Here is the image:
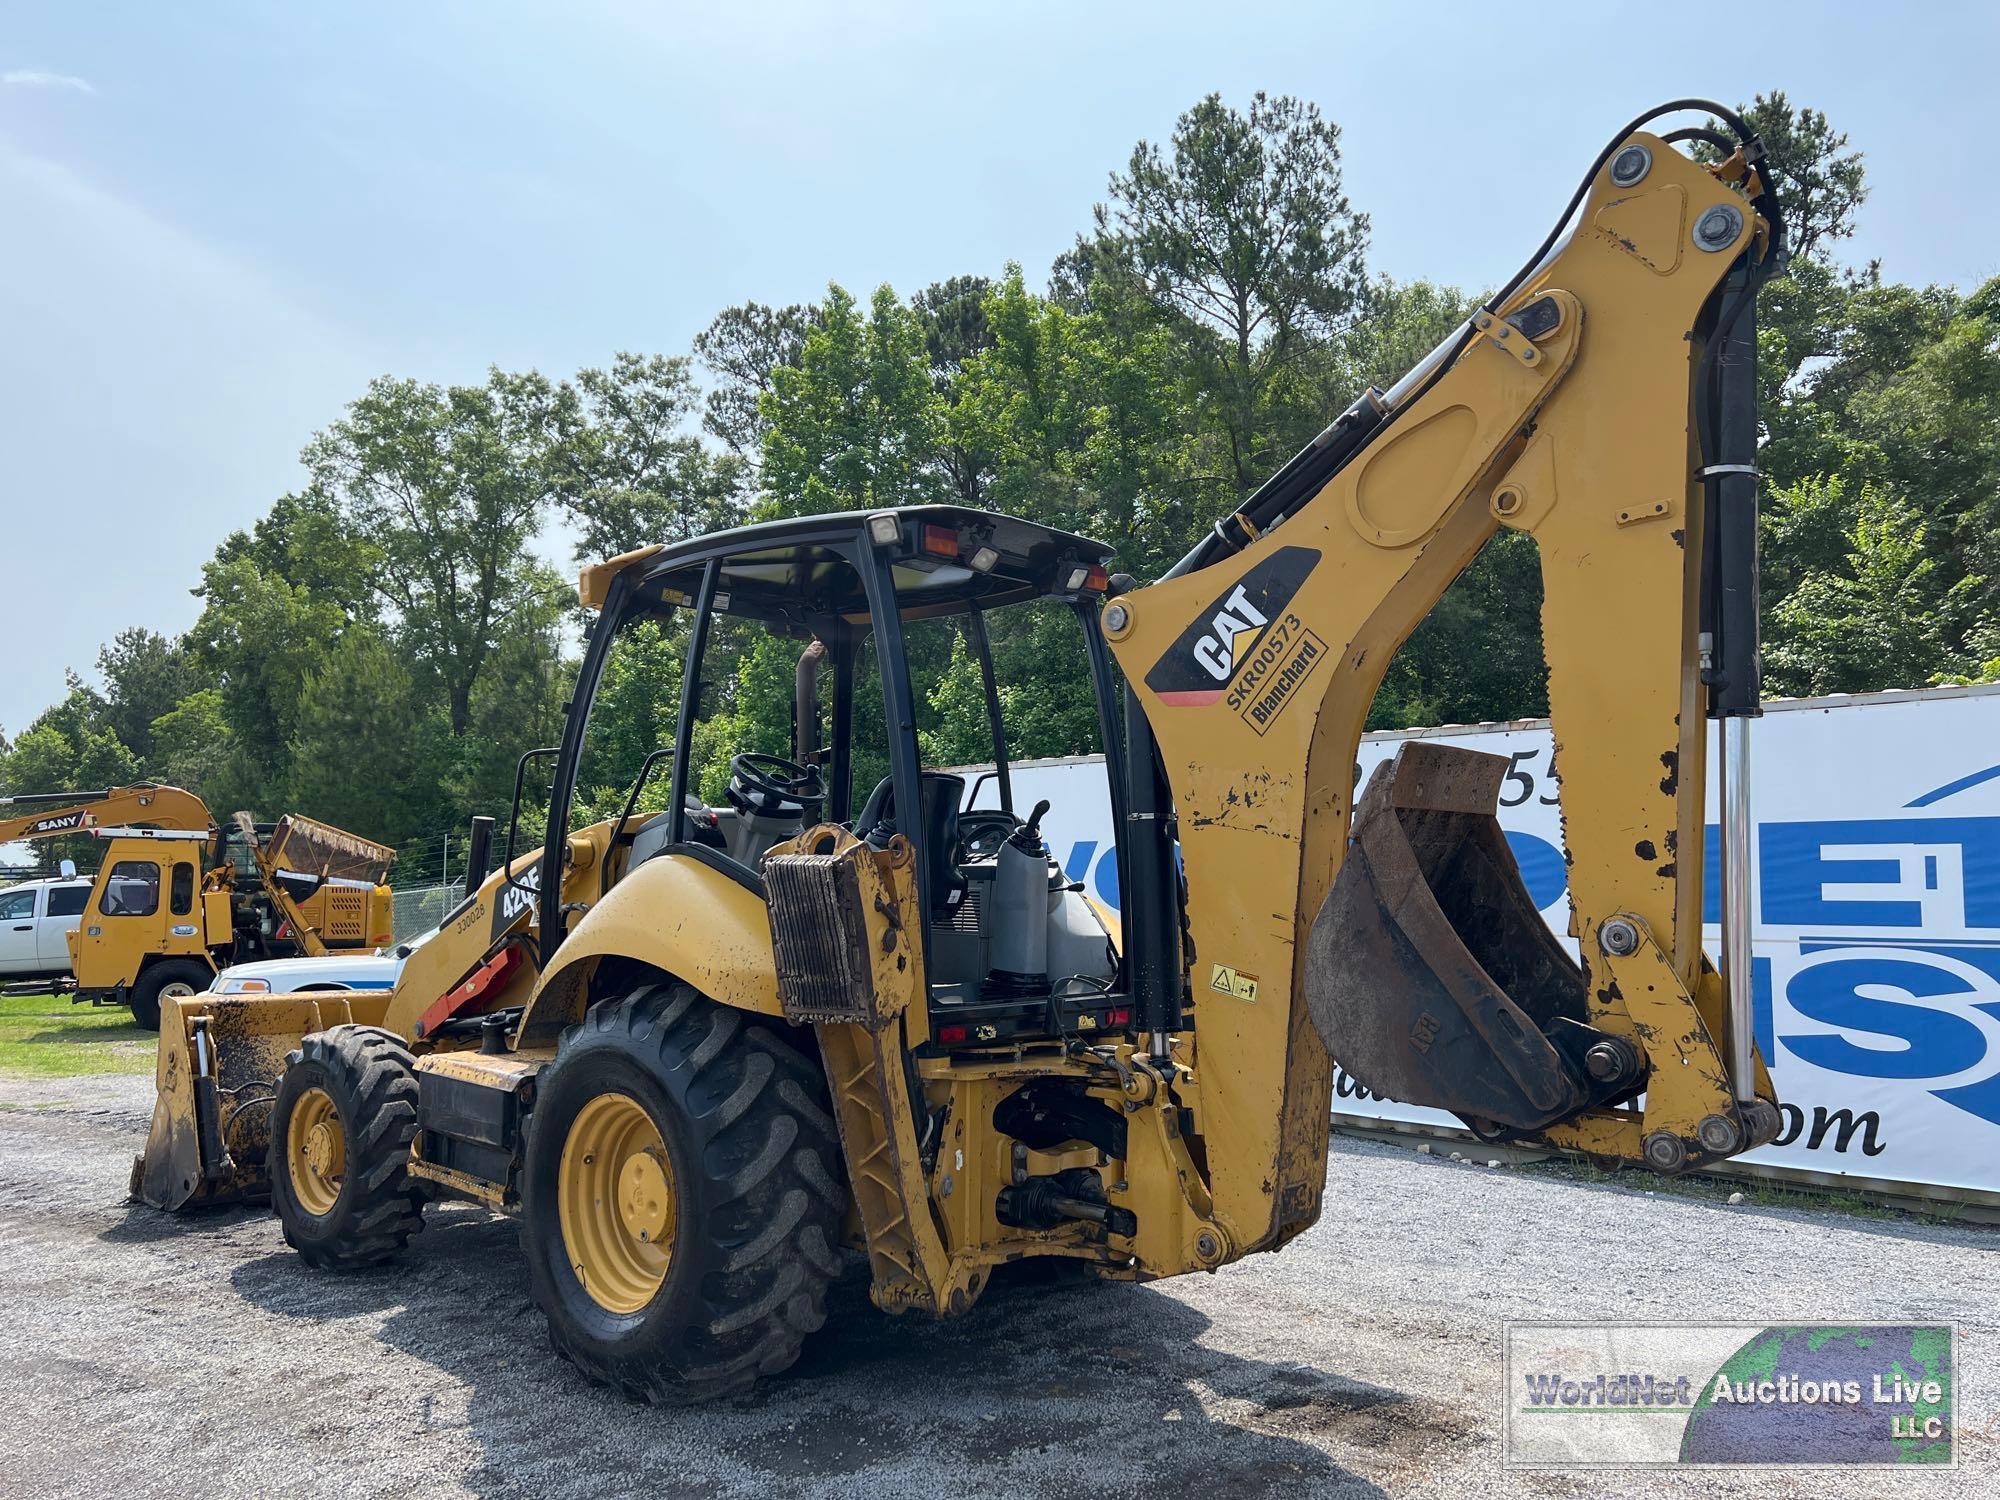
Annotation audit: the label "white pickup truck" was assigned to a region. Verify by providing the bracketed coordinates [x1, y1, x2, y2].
[0, 875, 94, 982]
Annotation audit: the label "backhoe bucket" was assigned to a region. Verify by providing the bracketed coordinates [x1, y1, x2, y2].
[1304, 742, 1594, 1131]
[131, 991, 390, 1211]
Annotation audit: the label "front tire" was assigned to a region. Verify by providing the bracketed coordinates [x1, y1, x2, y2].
[520, 982, 846, 1403]
[269, 1026, 426, 1268]
[129, 959, 211, 1030]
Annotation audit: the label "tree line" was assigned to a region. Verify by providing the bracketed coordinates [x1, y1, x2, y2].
[4, 91, 1995, 879]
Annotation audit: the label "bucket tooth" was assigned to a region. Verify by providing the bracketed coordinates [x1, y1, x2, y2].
[1305, 741, 1591, 1131]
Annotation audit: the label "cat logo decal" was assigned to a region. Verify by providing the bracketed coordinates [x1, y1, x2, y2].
[1144, 546, 1320, 708]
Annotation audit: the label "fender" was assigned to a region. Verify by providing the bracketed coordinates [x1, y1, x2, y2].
[522, 852, 784, 1036]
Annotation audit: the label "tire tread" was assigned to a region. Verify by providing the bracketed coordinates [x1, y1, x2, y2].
[275, 1026, 425, 1270]
[532, 982, 846, 1404]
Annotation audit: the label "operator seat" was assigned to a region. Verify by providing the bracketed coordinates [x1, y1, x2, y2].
[856, 771, 966, 918]
[626, 795, 727, 867]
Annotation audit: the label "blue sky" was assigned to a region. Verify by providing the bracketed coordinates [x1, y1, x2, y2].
[4, 1, 1997, 742]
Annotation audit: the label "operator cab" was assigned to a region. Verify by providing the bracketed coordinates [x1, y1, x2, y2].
[554, 505, 1133, 1050]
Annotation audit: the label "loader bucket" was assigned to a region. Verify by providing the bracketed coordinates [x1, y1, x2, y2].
[131, 991, 391, 1211]
[1304, 741, 1593, 1132]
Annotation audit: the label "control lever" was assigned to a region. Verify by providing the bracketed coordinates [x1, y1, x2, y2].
[1013, 799, 1051, 846]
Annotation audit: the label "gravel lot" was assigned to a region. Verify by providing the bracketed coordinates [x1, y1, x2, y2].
[1, 1071, 1992, 1498]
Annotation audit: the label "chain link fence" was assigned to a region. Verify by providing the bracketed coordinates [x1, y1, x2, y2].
[390, 881, 464, 945]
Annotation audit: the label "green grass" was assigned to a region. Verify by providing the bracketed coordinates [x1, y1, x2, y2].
[0, 991, 156, 1079]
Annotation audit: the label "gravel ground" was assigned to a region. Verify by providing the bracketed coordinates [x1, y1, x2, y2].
[0, 1072, 1992, 1499]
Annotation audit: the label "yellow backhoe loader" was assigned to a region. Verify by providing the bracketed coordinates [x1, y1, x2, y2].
[137, 102, 1787, 1401]
[0, 783, 395, 1027]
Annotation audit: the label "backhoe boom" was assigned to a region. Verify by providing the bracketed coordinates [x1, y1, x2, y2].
[1102, 114, 1784, 1255]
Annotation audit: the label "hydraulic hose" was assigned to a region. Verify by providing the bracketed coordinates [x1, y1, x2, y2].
[1168, 99, 1783, 580]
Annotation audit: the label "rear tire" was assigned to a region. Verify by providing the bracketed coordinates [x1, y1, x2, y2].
[270, 1026, 426, 1268]
[520, 982, 846, 1403]
[129, 959, 210, 1031]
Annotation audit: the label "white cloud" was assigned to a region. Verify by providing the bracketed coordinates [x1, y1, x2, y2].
[3, 69, 94, 94]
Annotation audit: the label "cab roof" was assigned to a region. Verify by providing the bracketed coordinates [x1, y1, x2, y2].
[584, 506, 1116, 628]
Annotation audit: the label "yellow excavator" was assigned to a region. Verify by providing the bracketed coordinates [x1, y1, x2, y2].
[0, 783, 395, 1027]
[137, 102, 1785, 1401]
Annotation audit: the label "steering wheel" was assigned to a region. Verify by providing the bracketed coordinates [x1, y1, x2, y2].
[727, 752, 825, 817]
[956, 808, 1021, 861]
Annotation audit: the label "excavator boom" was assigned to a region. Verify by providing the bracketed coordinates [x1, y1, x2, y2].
[0, 783, 213, 844]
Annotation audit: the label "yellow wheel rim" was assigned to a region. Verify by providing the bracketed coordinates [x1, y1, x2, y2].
[558, 1092, 677, 1315]
[286, 1085, 346, 1217]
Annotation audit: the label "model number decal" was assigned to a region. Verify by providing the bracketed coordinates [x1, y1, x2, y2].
[491, 862, 542, 944]
[1224, 612, 1327, 734]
